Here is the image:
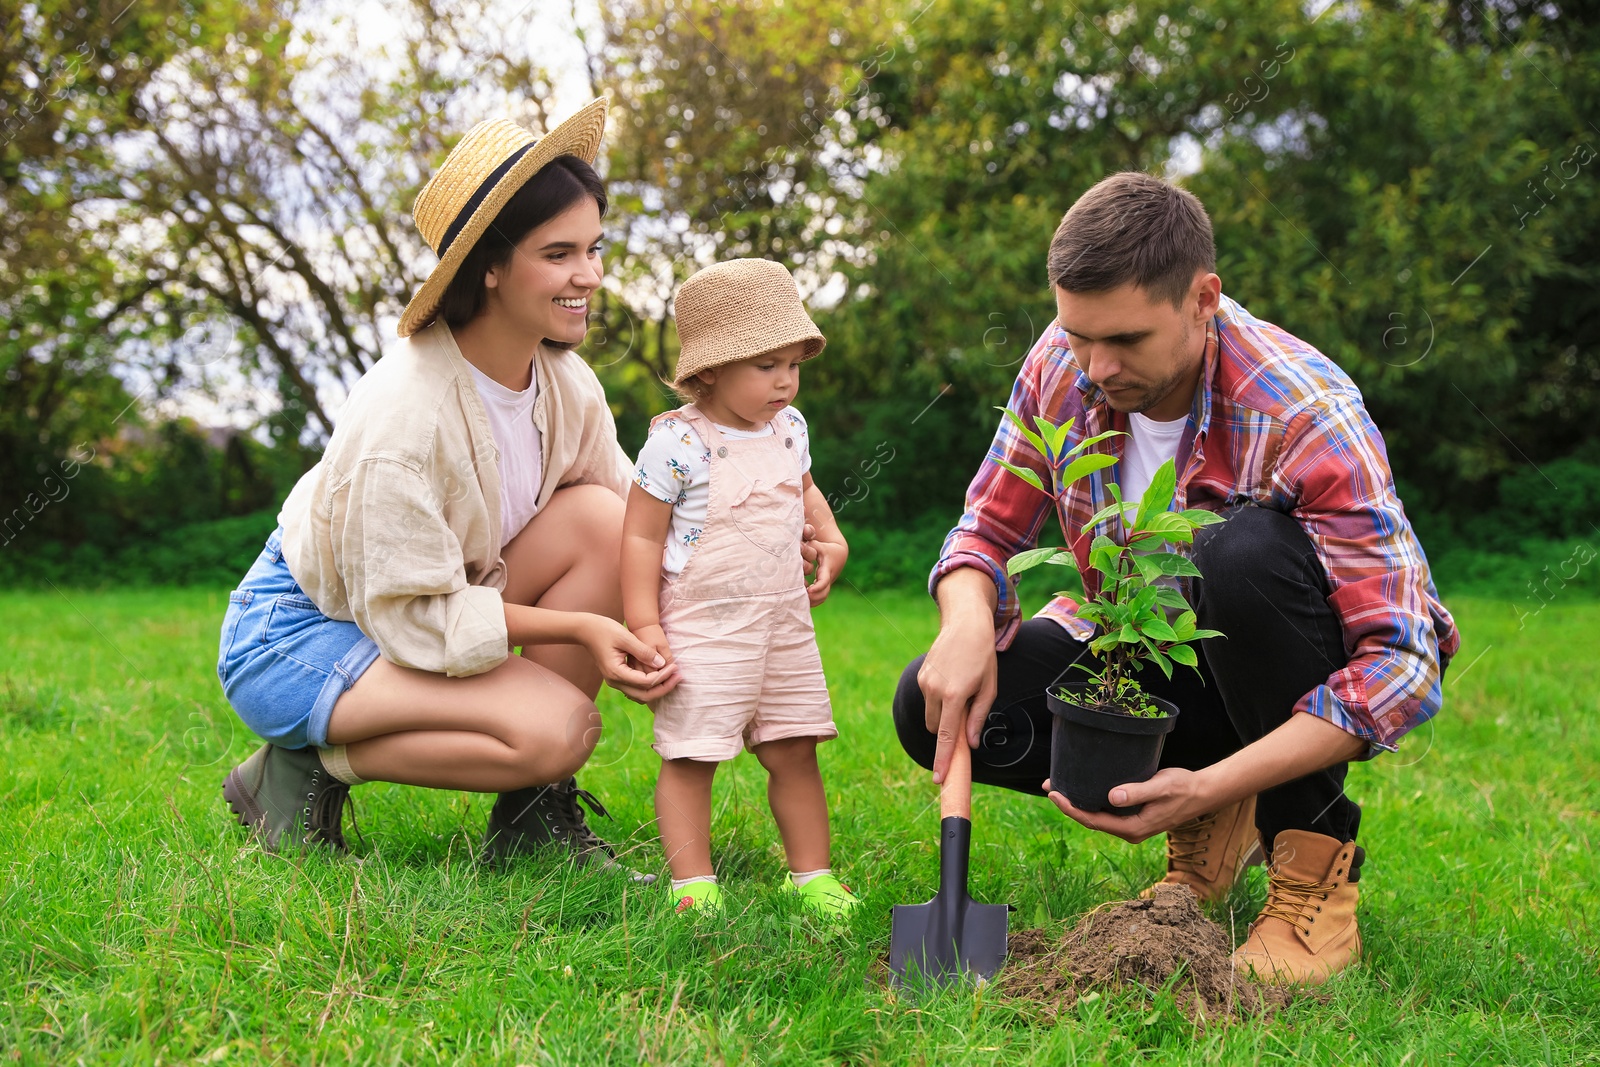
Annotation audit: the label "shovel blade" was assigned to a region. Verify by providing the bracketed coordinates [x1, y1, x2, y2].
[888, 894, 1010, 991]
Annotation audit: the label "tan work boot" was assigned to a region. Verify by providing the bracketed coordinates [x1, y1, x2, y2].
[1143, 795, 1262, 903]
[1232, 829, 1363, 985]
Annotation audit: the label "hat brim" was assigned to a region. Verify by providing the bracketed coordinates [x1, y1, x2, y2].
[398, 99, 609, 338]
[672, 331, 825, 386]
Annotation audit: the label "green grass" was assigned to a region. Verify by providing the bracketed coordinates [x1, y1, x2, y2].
[2, 582, 1597, 1064]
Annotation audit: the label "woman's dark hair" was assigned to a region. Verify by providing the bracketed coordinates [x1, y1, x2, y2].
[437, 154, 608, 347]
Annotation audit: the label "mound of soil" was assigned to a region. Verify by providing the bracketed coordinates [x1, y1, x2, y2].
[1001, 884, 1295, 1022]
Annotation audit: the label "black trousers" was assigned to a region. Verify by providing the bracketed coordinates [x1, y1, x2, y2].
[893, 505, 1361, 852]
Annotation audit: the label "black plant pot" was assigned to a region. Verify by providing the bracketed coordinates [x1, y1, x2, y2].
[1046, 677, 1179, 815]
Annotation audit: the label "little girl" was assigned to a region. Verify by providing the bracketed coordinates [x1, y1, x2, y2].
[620, 258, 857, 918]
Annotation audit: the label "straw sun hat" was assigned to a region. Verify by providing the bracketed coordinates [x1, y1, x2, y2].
[671, 259, 826, 385]
[397, 98, 609, 338]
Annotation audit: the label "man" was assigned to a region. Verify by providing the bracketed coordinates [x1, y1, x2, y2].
[892, 171, 1459, 984]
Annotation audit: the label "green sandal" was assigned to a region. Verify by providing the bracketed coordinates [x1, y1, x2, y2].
[785, 872, 861, 918]
[670, 879, 723, 914]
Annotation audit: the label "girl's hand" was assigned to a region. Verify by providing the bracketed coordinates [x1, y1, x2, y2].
[629, 622, 675, 673]
[800, 522, 820, 580]
[807, 539, 847, 606]
[576, 614, 680, 704]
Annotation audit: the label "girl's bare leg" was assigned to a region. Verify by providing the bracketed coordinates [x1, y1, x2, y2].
[655, 757, 719, 880]
[753, 737, 831, 872]
[323, 484, 624, 790]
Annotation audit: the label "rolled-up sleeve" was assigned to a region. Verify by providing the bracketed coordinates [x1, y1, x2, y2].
[330, 457, 509, 677]
[1280, 396, 1446, 755]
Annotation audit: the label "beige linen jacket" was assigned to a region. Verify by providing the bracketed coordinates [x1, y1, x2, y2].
[277, 321, 632, 677]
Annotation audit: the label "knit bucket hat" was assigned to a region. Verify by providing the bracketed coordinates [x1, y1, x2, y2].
[398, 98, 609, 338]
[671, 259, 826, 385]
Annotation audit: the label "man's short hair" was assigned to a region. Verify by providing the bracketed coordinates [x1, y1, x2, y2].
[1046, 171, 1216, 308]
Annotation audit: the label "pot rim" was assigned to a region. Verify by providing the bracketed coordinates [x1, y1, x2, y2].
[1046, 679, 1179, 735]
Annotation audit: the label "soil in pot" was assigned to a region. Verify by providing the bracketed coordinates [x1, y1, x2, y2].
[1047, 684, 1178, 814]
[1000, 884, 1297, 1022]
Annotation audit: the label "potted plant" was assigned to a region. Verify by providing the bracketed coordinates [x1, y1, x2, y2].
[995, 410, 1224, 814]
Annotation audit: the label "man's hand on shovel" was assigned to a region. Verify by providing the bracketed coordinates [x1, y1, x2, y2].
[915, 583, 999, 784]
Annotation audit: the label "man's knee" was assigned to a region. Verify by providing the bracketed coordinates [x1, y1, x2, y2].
[1193, 504, 1315, 586]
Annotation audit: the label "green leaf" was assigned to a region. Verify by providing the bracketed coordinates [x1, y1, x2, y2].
[1118, 623, 1139, 644]
[1132, 554, 1164, 584]
[1153, 586, 1191, 610]
[1064, 428, 1127, 459]
[1089, 634, 1119, 654]
[1143, 551, 1202, 578]
[1083, 499, 1129, 533]
[1168, 644, 1199, 668]
[1173, 610, 1197, 639]
[1149, 649, 1174, 679]
[1133, 458, 1178, 530]
[1190, 628, 1225, 640]
[1180, 508, 1226, 527]
[1058, 452, 1118, 488]
[1143, 617, 1180, 642]
[995, 458, 1046, 495]
[1129, 525, 1195, 546]
[1142, 511, 1194, 533]
[1001, 407, 1049, 458]
[1007, 546, 1066, 576]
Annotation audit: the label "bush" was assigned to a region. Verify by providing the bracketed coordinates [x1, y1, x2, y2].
[0, 509, 278, 589]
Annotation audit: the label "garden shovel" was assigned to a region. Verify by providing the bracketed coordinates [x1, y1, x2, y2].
[888, 735, 1009, 992]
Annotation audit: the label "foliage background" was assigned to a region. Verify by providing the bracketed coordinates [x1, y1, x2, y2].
[3, 0, 1598, 599]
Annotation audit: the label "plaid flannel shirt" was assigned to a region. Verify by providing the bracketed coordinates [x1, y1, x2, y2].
[930, 294, 1461, 753]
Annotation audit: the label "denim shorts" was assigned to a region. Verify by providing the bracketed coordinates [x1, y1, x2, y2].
[217, 527, 381, 749]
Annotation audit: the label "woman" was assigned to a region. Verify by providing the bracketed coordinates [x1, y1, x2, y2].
[215, 100, 678, 877]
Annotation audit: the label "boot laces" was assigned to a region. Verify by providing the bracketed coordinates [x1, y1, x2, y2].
[1259, 873, 1332, 933]
[553, 781, 614, 857]
[1167, 811, 1219, 871]
[304, 770, 350, 847]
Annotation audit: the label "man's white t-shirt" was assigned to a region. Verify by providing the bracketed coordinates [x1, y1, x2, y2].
[632, 406, 812, 575]
[466, 360, 543, 549]
[1119, 410, 1188, 509]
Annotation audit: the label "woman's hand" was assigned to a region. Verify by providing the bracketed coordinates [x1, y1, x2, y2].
[575, 614, 680, 704]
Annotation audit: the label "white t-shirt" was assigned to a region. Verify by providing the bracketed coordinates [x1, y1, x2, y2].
[632, 406, 812, 575]
[467, 360, 543, 548]
[1120, 410, 1187, 513]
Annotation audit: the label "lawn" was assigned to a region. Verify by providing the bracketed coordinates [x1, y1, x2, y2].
[2, 581, 1597, 1064]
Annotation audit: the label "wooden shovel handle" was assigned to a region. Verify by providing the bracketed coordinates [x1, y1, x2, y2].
[941, 732, 973, 821]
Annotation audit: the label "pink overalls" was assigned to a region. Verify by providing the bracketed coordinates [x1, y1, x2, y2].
[649, 404, 836, 762]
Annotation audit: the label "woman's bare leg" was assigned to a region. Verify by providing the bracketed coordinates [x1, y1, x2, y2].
[501, 483, 626, 700]
[327, 656, 598, 791]
[322, 484, 625, 791]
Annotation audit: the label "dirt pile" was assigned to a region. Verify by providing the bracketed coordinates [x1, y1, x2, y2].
[1001, 884, 1294, 1021]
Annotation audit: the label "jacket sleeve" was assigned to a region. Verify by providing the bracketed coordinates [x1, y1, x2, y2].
[1279, 393, 1447, 754]
[328, 457, 510, 677]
